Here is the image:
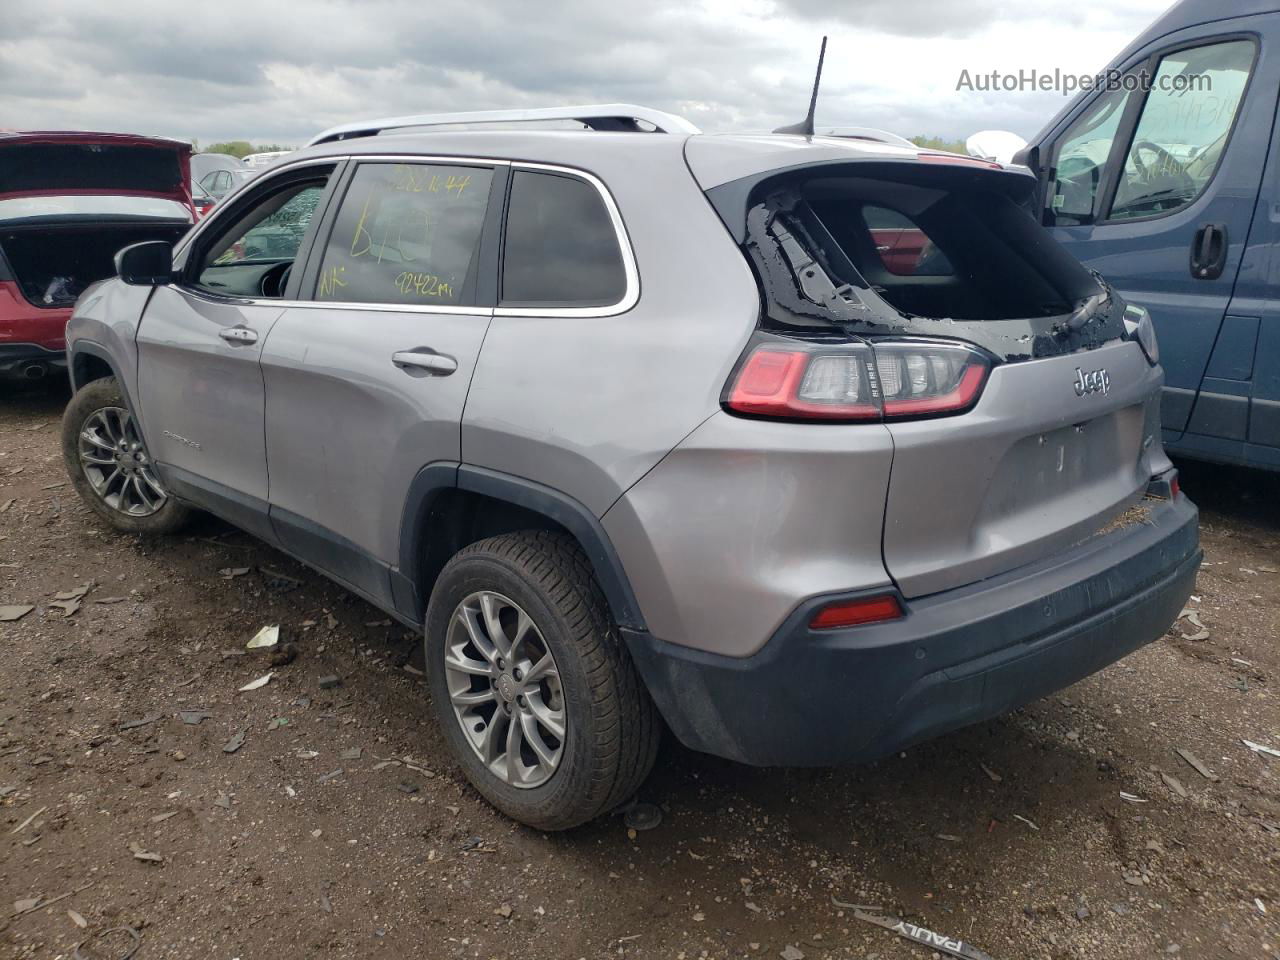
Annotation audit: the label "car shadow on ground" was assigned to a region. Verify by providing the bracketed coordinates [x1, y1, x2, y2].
[1175, 455, 1280, 534]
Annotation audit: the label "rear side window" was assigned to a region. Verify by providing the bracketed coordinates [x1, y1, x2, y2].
[314, 162, 493, 306]
[501, 169, 626, 308]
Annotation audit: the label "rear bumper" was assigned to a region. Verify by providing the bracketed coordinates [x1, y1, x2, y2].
[0, 343, 67, 380]
[624, 494, 1200, 766]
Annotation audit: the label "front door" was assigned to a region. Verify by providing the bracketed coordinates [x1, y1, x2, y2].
[1035, 26, 1273, 444]
[136, 164, 339, 537]
[259, 158, 504, 608]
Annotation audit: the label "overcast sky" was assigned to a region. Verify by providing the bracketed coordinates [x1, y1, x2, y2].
[3, 0, 1175, 148]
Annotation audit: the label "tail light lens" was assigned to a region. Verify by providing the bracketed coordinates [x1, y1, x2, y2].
[725, 337, 991, 422]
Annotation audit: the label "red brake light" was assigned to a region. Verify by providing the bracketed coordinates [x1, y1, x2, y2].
[810, 594, 904, 629]
[727, 346, 879, 420]
[919, 153, 1003, 170]
[1170, 473, 1181, 499]
[725, 339, 990, 423]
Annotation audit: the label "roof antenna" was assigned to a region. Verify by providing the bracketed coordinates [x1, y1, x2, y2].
[773, 36, 827, 136]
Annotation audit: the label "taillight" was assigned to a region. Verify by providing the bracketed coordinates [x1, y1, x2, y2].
[725, 337, 991, 422]
[810, 594, 904, 629]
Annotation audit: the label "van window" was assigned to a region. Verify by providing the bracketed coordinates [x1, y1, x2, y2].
[1109, 39, 1254, 221]
[1050, 85, 1133, 225]
[314, 162, 492, 306]
[501, 170, 626, 308]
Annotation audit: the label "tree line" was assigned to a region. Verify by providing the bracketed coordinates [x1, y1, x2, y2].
[191, 140, 296, 158]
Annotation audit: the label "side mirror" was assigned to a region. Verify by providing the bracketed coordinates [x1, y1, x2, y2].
[115, 241, 175, 286]
[965, 130, 1029, 165]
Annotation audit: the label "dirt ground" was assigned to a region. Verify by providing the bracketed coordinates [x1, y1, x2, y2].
[1, 381, 1277, 960]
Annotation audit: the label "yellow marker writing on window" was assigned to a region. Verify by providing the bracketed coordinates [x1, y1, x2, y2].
[319, 265, 348, 298]
[395, 271, 453, 299]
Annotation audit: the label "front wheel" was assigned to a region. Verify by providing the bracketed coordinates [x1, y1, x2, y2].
[425, 531, 660, 830]
[61, 377, 191, 535]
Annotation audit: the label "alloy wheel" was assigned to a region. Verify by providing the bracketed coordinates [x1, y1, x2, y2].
[443, 591, 566, 789]
[77, 407, 168, 518]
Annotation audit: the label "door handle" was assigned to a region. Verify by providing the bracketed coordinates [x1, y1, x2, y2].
[1190, 222, 1228, 280]
[218, 326, 258, 345]
[392, 350, 458, 375]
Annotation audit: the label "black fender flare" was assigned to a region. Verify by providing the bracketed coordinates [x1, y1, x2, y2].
[67, 341, 156, 451]
[68, 340, 120, 393]
[392, 463, 648, 632]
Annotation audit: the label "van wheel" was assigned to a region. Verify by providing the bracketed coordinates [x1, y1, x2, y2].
[425, 531, 660, 830]
[61, 377, 191, 535]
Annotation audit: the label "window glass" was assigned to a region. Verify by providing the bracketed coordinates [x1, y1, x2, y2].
[1110, 40, 1254, 220]
[501, 170, 625, 307]
[194, 179, 327, 298]
[202, 170, 228, 197]
[314, 163, 492, 306]
[1050, 85, 1132, 225]
[861, 205, 953, 277]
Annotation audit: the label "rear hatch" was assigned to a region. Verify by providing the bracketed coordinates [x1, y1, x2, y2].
[0, 132, 194, 309]
[0, 132, 194, 209]
[693, 137, 1166, 598]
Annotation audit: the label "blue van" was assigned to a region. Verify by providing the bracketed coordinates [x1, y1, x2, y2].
[1015, 0, 1280, 471]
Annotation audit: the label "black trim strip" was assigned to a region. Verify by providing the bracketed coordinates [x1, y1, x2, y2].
[159, 463, 279, 545]
[270, 505, 400, 616]
[456, 466, 646, 630]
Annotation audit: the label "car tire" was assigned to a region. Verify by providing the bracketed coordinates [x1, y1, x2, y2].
[425, 531, 660, 830]
[61, 377, 192, 535]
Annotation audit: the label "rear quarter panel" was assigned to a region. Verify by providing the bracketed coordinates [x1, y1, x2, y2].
[460, 138, 760, 518]
[601, 411, 895, 656]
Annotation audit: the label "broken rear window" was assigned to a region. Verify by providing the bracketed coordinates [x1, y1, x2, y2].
[800, 174, 1099, 321]
[707, 161, 1123, 361]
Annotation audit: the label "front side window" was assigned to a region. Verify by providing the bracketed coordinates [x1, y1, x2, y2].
[192, 175, 329, 298]
[314, 162, 493, 306]
[1109, 39, 1254, 221]
[501, 169, 626, 308]
[1050, 85, 1133, 225]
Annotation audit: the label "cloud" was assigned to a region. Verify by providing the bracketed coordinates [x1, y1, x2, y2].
[0, 0, 1177, 145]
[768, 0, 1170, 38]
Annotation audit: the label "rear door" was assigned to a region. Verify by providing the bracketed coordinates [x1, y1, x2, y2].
[1034, 26, 1275, 443]
[259, 158, 504, 607]
[137, 162, 339, 538]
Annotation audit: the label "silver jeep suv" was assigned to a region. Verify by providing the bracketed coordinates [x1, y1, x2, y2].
[61, 105, 1200, 829]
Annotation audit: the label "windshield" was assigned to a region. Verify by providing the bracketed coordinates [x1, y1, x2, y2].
[0, 195, 191, 223]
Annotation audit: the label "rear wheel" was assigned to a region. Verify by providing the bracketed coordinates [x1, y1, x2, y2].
[61, 377, 191, 535]
[425, 531, 660, 830]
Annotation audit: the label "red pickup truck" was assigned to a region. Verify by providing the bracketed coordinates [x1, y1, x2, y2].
[0, 132, 195, 382]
